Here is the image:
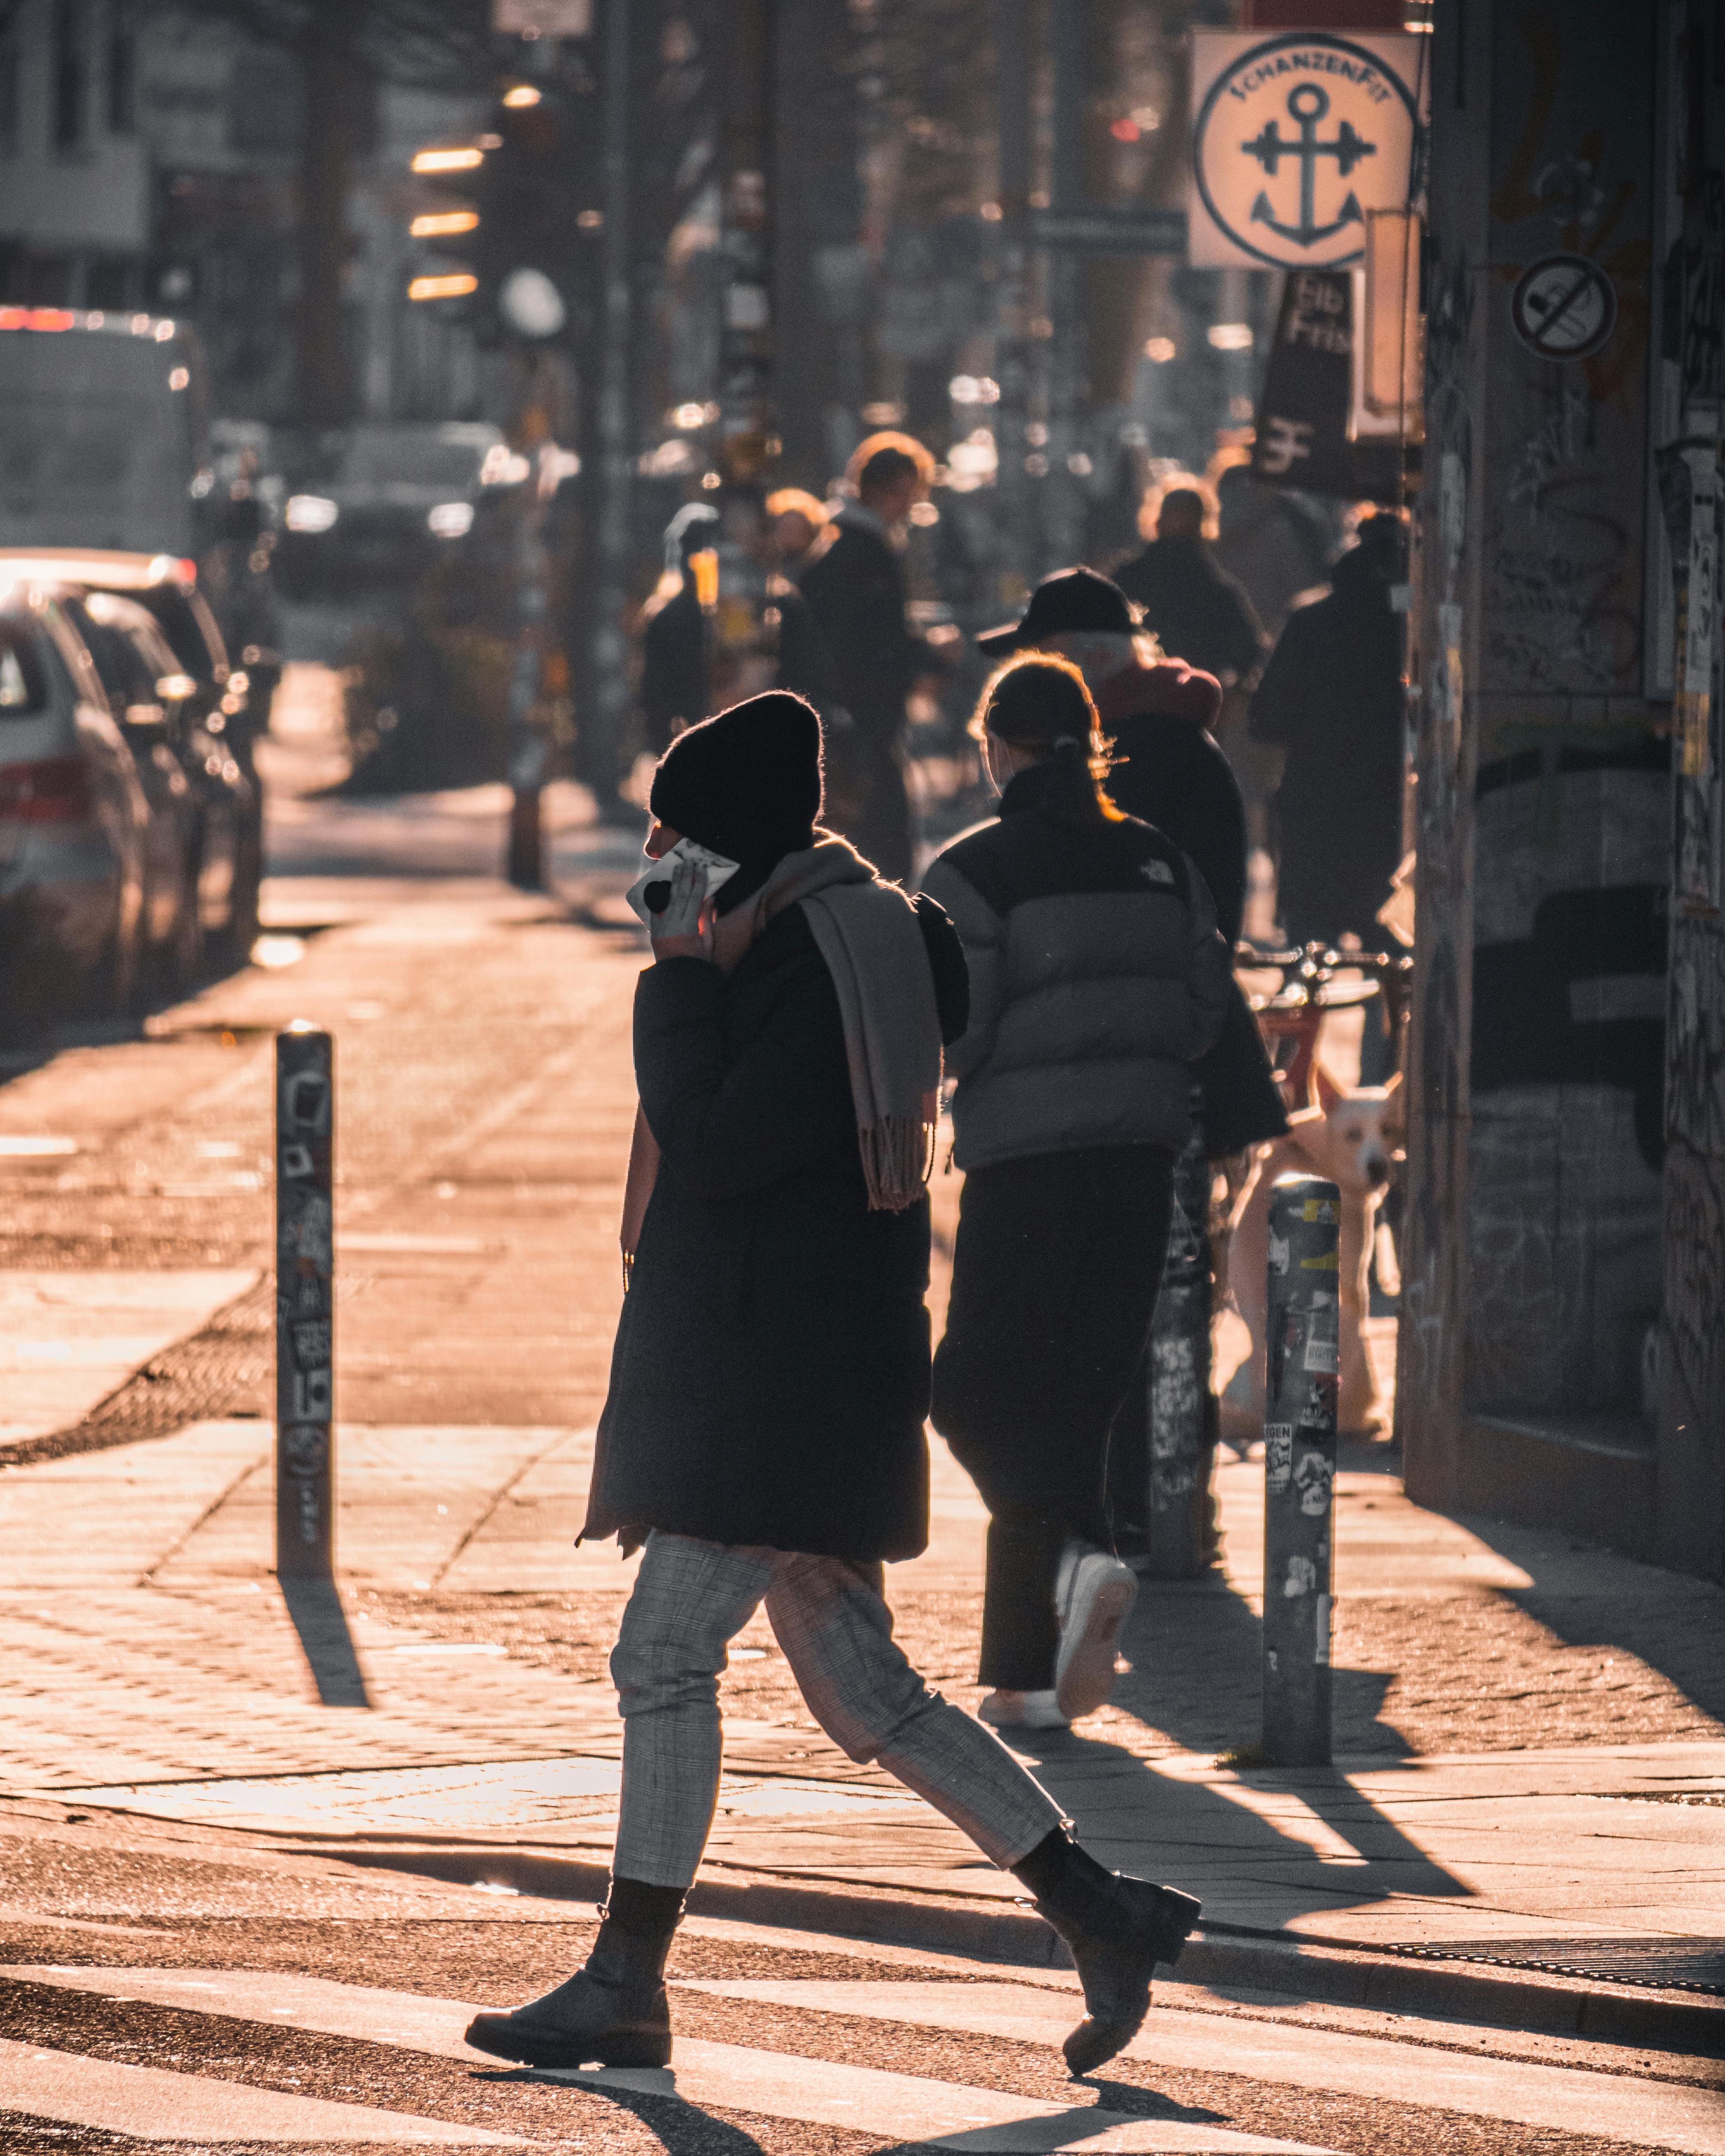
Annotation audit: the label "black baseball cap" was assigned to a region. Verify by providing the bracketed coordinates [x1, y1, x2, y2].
[975, 565, 1138, 655]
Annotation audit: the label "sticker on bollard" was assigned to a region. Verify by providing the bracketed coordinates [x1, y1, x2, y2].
[1262, 1171, 1339, 1767]
[276, 1023, 334, 1576]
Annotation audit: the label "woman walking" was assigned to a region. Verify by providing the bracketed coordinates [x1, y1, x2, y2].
[922, 658, 1231, 1731]
[465, 691, 1200, 2080]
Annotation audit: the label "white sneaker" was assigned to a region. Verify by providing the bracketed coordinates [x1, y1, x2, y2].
[1054, 1545, 1138, 1719]
[979, 1688, 1070, 1730]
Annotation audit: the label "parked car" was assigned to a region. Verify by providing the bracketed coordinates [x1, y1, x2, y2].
[0, 551, 262, 952]
[0, 578, 150, 1029]
[60, 589, 202, 997]
[276, 421, 516, 597]
[71, 589, 258, 975]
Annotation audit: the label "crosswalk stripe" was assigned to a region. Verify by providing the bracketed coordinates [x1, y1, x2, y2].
[3, 1968, 1331, 2154]
[0, 2035, 522, 2145]
[683, 1978, 1725, 2156]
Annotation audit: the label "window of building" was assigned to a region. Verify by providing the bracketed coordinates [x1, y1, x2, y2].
[0, 27, 20, 158]
[107, 5, 136, 135]
[54, 0, 90, 153]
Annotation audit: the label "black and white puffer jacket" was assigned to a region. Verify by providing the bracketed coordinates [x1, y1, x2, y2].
[920, 751, 1232, 1171]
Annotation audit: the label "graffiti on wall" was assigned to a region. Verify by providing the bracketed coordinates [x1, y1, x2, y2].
[1482, 7, 1652, 698]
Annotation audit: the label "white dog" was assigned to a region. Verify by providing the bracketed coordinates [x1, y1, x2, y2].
[1219, 1064, 1402, 1442]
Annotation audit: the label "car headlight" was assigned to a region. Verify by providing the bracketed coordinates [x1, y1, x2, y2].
[285, 495, 339, 533]
[428, 501, 475, 537]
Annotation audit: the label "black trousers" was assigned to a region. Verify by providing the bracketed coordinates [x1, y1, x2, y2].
[931, 1144, 1176, 1689]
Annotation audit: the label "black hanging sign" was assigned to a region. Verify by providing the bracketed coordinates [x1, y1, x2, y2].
[1251, 269, 1406, 503]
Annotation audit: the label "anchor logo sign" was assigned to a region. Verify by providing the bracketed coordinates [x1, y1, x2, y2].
[1242, 85, 1375, 248]
[1191, 30, 1424, 270]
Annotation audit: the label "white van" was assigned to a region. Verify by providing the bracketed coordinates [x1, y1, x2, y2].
[0, 308, 207, 557]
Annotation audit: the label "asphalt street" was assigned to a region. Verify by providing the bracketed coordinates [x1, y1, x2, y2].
[2, 1809, 1722, 2156]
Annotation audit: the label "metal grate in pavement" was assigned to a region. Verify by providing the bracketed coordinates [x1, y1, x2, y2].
[1365, 1935, 1725, 1997]
[1599, 1789, 1725, 1806]
[0, 1275, 273, 1470]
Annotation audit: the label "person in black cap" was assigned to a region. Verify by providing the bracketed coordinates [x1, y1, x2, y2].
[465, 690, 1201, 2082]
[975, 566, 1244, 940]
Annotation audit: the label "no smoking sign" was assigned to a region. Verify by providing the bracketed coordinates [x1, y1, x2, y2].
[1510, 253, 1618, 361]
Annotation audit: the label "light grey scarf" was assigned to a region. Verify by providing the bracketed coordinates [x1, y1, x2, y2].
[621, 834, 941, 1270]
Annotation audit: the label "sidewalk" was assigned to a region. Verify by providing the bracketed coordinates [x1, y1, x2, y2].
[3, 828, 1723, 2053]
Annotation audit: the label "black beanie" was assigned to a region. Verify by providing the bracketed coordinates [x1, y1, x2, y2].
[648, 691, 824, 870]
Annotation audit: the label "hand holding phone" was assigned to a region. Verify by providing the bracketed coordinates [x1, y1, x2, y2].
[626, 837, 740, 946]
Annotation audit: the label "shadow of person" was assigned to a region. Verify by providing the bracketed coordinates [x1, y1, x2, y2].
[983, 1582, 1465, 1940]
[1076, 2075, 1233, 2128]
[472, 2066, 1233, 2150]
[473, 2068, 773, 2154]
[1113, 1579, 1411, 1760]
[278, 1572, 370, 1707]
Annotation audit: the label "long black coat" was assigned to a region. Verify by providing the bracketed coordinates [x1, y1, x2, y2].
[798, 514, 931, 741]
[1113, 537, 1269, 686]
[1248, 561, 1405, 946]
[583, 897, 967, 1561]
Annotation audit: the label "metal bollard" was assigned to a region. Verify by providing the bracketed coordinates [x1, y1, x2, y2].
[1261, 1172, 1340, 1767]
[276, 1023, 334, 1576]
[1142, 1100, 1214, 1576]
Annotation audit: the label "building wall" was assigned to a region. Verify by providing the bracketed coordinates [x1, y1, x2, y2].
[0, 0, 149, 288]
[1, 2, 490, 423]
[1404, 0, 1678, 1526]
[1652, 2, 1725, 1581]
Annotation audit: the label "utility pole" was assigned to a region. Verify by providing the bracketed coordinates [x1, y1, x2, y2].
[506, 355, 555, 889]
[994, 0, 1033, 611]
[584, 0, 633, 821]
[715, 0, 775, 465]
[1044, 0, 1087, 572]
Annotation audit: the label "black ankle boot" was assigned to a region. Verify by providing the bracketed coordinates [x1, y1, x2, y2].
[464, 1877, 684, 2069]
[1011, 1830, 1200, 2076]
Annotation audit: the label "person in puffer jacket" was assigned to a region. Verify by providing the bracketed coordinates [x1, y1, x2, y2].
[921, 655, 1231, 1732]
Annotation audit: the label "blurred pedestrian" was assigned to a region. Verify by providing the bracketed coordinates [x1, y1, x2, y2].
[638, 503, 718, 754]
[799, 431, 946, 883]
[1113, 482, 1268, 692]
[466, 690, 1201, 2079]
[764, 486, 835, 572]
[1248, 514, 1408, 951]
[1212, 462, 1335, 645]
[639, 496, 845, 755]
[922, 657, 1232, 1731]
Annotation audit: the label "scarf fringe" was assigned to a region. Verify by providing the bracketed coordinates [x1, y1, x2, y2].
[860, 1113, 939, 1213]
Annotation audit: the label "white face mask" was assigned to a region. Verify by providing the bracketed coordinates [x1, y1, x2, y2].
[625, 836, 740, 931]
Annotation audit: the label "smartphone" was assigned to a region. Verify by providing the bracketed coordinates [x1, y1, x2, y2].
[625, 836, 741, 927]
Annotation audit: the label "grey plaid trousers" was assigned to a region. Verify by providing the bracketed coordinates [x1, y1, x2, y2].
[609, 1531, 1066, 1889]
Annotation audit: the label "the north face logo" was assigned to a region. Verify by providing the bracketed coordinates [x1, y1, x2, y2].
[1140, 859, 1175, 886]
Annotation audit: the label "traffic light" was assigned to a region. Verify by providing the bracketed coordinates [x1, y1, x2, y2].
[405, 82, 596, 347]
[407, 141, 484, 307]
